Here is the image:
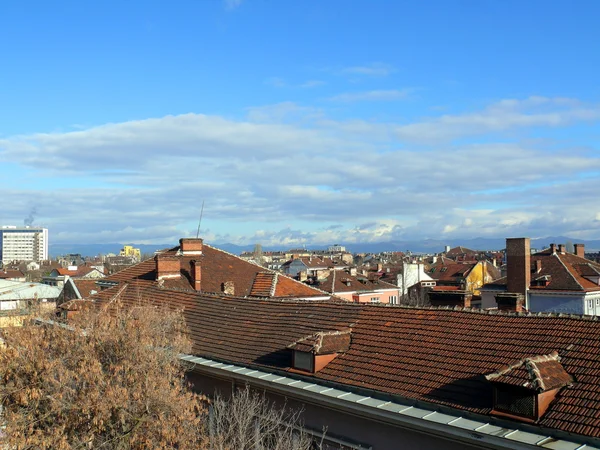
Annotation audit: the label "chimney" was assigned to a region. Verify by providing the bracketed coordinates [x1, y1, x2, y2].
[495, 292, 524, 312]
[349, 267, 357, 276]
[190, 259, 201, 291]
[299, 270, 308, 282]
[550, 243, 557, 254]
[179, 238, 203, 256]
[155, 255, 181, 281]
[574, 243, 585, 258]
[428, 290, 472, 308]
[377, 263, 383, 272]
[506, 238, 530, 298]
[558, 244, 566, 254]
[535, 259, 542, 273]
[222, 281, 234, 296]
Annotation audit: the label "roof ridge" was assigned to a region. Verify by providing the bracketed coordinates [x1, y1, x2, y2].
[555, 252, 585, 291]
[203, 243, 333, 298]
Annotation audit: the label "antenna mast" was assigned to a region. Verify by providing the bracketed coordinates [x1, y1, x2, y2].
[196, 200, 205, 239]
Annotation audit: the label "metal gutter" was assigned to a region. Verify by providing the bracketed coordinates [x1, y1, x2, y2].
[181, 354, 600, 450]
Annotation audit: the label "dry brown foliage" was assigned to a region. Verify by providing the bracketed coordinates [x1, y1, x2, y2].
[208, 385, 317, 450]
[0, 305, 207, 449]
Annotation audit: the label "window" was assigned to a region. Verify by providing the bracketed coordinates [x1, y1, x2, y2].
[370, 297, 380, 303]
[494, 385, 536, 419]
[389, 295, 397, 304]
[293, 351, 314, 372]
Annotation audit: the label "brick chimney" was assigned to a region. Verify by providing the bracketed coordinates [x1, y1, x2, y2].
[550, 243, 557, 254]
[222, 281, 234, 295]
[155, 254, 181, 281]
[506, 238, 530, 298]
[558, 244, 566, 254]
[179, 238, 203, 256]
[535, 259, 542, 273]
[574, 243, 585, 258]
[428, 290, 472, 308]
[495, 292, 524, 312]
[190, 259, 201, 291]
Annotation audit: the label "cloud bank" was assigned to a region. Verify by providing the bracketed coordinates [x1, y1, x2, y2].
[1, 96, 599, 246]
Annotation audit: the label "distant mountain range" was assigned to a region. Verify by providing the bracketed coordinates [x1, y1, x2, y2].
[49, 236, 600, 258]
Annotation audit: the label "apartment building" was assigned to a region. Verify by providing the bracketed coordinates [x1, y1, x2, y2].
[0, 226, 49, 263]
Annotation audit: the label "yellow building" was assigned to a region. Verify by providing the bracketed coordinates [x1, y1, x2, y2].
[119, 245, 141, 261]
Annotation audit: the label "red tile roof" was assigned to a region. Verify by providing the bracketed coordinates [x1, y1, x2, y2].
[527, 252, 600, 292]
[249, 272, 276, 297]
[316, 272, 398, 294]
[104, 243, 327, 299]
[90, 280, 600, 440]
[72, 279, 99, 297]
[445, 246, 477, 257]
[485, 351, 573, 392]
[428, 262, 476, 283]
[0, 270, 25, 279]
[288, 329, 352, 355]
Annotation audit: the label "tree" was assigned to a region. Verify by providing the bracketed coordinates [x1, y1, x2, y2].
[0, 304, 206, 449]
[208, 385, 318, 450]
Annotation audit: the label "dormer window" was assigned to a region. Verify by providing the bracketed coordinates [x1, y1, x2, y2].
[485, 351, 572, 422]
[288, 329, 352, 374]
[293, 350, 314, 372]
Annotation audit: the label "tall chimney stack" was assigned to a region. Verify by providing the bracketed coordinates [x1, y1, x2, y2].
[190, 259, 201, 291]
[558, 244, 566, 254]
[506, 238, 530, 298]
[155, 254, 181, 281]
[574, 243, 585, 258]
[180, 238, 203, 256]
[550, 243, 557, 254]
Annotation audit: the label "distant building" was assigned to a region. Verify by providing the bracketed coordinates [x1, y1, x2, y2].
[481, 239, 600, 314]
[0, 226, 48, 263]
[328, 244, 346, 253]
[119, 245, 141, 261]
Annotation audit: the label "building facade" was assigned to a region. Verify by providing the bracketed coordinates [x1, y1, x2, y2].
[0, 226, 49, 263]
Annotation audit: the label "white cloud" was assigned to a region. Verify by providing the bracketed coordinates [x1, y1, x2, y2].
[264, 77, 286, 88]
[394, 96, 600, 142]
[224, 0, 243, 10]
[341, 63, 395, 77]
[1, 96, 599, 245]
[328, 89, 412, 102]
[300, 80, 325, 88]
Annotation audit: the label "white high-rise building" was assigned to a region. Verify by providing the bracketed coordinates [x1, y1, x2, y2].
[0, 226, 49, 263]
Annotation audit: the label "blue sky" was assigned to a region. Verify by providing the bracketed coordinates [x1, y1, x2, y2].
[1, 0, 600, 246]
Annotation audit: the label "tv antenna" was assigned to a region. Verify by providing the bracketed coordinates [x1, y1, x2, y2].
[196, 200, 205, 239]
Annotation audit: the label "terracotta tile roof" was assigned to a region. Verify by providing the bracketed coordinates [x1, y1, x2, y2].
[428, 262, 476, 283]
[249, 272, 276, 297]
[0, 270, 25, 279]
[55, 266, 98, 278]
[529, 252, 600, 292]
[485, 351, 573, 392]
[105, 243, 327, 299]
[72, 279, 100, 297]
[446, 246, 477, 257]
[316, 272, 398, 294]
[89, 280, 600, 440]
[288, 329, 352, 355]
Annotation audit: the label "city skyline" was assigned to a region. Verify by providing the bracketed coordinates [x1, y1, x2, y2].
[1, 1, 599, 246]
